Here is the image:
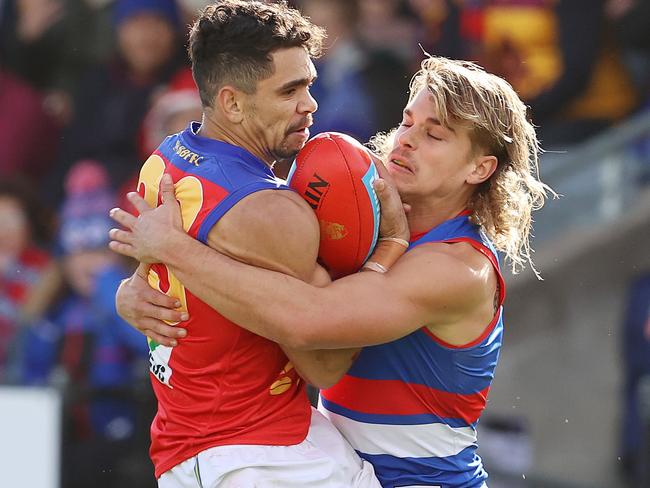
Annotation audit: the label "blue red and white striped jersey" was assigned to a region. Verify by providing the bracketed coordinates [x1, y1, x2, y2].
[320, 212, 506, 488]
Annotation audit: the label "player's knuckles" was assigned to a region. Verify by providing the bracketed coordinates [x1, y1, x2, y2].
[112, 229, 131, 243]
[164, 310, 184, 322]
[158, 325, 178, 339]
[111, 209, 133, 227]
[135, 320, 152, 333]
[151, 326, 176, 343]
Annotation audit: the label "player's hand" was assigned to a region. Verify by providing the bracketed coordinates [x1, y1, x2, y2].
[109, 174, 183, 263]
[372, 159, 410, 243]
[116, 264, 188, 347]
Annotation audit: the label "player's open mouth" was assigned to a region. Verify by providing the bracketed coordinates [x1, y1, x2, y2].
[390, 159, 413, 174]
[290, 127, 310, 138]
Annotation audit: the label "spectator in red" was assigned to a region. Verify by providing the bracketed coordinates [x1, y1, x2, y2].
[0, 69, 60, 183]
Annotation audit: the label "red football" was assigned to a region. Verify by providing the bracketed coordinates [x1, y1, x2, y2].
[287, 132, 380, 278]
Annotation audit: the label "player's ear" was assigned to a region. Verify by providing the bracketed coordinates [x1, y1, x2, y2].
[216, 85, 245, 124]
[467, 155, 498, 185]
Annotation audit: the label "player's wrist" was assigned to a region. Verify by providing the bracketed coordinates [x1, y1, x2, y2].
[362, 238, 409, 273]
[156, 227, 189, 265]
[379, 236, 409, 247]
[378, 224, 410, 247]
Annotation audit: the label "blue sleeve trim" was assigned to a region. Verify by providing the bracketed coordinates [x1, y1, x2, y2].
[197, 181, 293, 243]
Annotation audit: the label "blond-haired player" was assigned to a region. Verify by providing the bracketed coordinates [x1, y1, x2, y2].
[111, 56, 552, 487]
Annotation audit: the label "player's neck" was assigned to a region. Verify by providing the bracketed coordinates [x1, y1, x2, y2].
[197, 113, 274, 167]
[406, 197, 470, 234]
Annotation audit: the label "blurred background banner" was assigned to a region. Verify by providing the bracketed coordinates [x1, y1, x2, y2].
[0, 387, 61, 488]
[0, 0, 649, 487]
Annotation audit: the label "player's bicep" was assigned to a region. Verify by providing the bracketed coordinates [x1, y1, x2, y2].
[305, 246, 484, 347]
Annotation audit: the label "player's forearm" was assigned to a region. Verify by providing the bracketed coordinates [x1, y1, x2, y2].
[282, 347, 360, 389]
[160, 231, 417, 349]
[158, 228, 312, 346]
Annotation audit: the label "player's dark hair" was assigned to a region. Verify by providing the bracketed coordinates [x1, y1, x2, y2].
[188, 0, 326, 106]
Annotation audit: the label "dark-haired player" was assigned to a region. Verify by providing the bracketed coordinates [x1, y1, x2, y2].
[110, 1, 380, 486]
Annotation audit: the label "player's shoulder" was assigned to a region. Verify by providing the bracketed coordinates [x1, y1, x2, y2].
[226, 188, 318, 231]
[208, 189, 320, 278]
[400, 240, 496, 301]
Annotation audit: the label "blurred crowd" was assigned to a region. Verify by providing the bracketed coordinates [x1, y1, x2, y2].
[1, 0, 650, 486]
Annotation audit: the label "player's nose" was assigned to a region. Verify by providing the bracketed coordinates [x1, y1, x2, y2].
[397, 125, 417, 149]
[299, 89, 318, 114]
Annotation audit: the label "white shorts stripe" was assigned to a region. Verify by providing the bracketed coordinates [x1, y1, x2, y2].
[324, 409, 477, 459]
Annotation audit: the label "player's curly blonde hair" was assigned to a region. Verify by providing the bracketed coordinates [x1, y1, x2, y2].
[371, 56, 554, 276]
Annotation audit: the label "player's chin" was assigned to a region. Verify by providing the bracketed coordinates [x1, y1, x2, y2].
[387, 163, 414, 180]
[277, 134, 309, 159]
[389, 174, 411, 196]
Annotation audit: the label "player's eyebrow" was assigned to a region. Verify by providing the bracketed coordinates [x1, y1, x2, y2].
[277, 75, 318, 93]
[404, 108, 456, 133]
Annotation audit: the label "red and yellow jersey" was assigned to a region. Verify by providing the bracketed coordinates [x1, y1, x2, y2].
[139, 122, 310, 477]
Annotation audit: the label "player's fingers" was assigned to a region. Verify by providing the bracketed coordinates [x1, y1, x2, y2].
[374, 176, 409, 239]
[135, 262, 151, 281]
[160, 173, 179, 207]
[146, 331, 177, 348]
[140, 318, 186, 342]
[403, 203, 412, 214]
[109, 207, 138, 229]
[373, 178, 386, 193]
[108, 228, 134, 245]
[108, 240, 138, 259]
[143, 301, 189, 326]
[126, 191, 153, 214]
[372, 157, 396, 185]
[146, 331, 178, 348]
[132, 273, 183, 310]
[374, 177, 401, 206]
[373, 157, 389, 176]
[148, 290, 183, 310]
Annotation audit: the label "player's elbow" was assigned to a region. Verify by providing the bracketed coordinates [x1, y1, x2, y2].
[306, 369, 345, 389]
[281, 330, 318, 351]
[293, 358, 348, 389]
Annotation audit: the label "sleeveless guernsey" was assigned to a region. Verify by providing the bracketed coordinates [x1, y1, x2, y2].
[321, 212, 506, 487]
[139, 122, 310, 477]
